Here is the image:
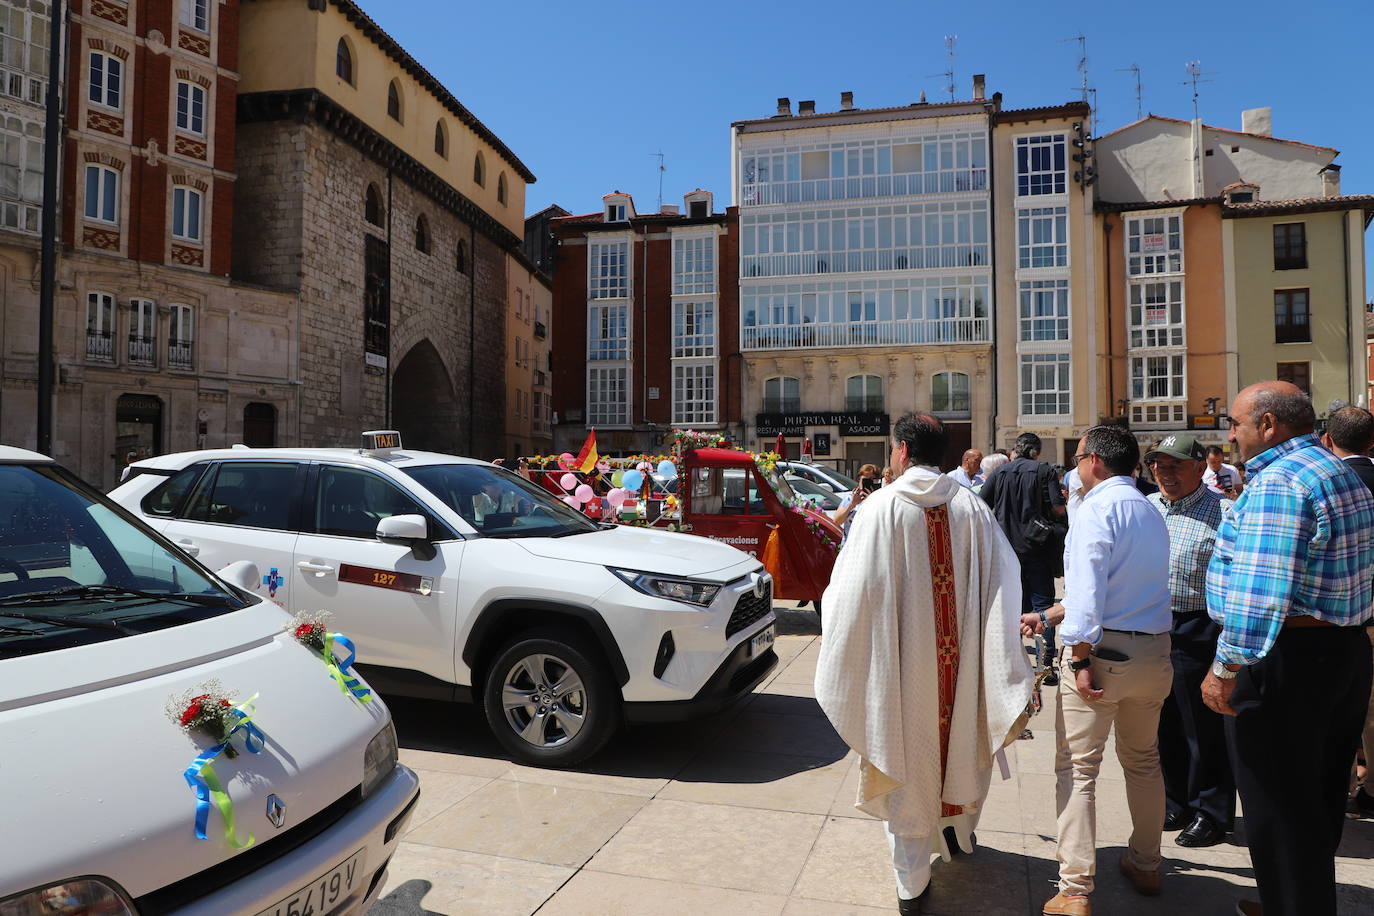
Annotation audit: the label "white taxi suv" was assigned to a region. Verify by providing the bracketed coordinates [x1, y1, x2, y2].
[110, 432, 778, 767]
[0, 446, 419, 916]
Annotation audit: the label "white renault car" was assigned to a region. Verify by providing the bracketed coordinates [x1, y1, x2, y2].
[110, 432, 777, 767]
[0, 446, 418, 916]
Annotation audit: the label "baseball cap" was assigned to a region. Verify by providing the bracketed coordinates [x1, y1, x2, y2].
[1144, 434, 1206, 462]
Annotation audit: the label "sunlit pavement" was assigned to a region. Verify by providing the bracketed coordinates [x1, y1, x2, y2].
[369, 604, 1374, 915]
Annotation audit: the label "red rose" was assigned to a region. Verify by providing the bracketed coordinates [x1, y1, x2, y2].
[295, 624, 313, 639]
[219, 699, 231, 708]
[180, 702, 202, 726]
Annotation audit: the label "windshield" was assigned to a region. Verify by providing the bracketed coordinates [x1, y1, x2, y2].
[403, 464, 601, 538]
[0, 464, 246, 658]
[786, 476, 839, 509]
[759, 467, 796, 504]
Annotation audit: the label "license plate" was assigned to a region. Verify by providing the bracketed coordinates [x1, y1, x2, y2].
[749, 625, 775, 657]
[255, 850, 365, 916]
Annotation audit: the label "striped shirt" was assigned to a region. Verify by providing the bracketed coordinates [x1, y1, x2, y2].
[1205, 434, 1374, 665]
[1148, 485, 1230, 616]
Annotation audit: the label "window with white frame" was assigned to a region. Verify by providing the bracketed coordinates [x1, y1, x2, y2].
[930, 371, 970, 417]
[181, 0, 209, 32]
[845, 374, 883, 413]
[587, 366, 628, 426]
[1015, 134, 1067, 197]
[1125, 214, 1183, 276]
[1127, 280, 1185, 348]
[129, 298, 156, 365]
[673, 363, 715, 425]
[673, 301, 715, 358]
[673, 235, 715, 294]
[587, 303, 627, 360]
[763, 376, 800, 414]
[84, 165, 118, 223]
[85, 291, 115, 360]
[176, 82, 206, 135]
[588, 240, 627, 299]
[1016, 207, 1068, 269]
[0, 3, 51, 83]
[1020, 352, 1071, 416]
[1018, 279, 1069, 342]
[1131, 354, 1185, 401]
[88, 52, 122, 110]
[172, 187, 202, 241]
[168, 304, 194, 369]
[605, 202, 626, 222]
[0, 115, 45, 233]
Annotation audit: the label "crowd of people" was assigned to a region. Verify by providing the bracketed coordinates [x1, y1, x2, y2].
[815, 381, 1374, 916]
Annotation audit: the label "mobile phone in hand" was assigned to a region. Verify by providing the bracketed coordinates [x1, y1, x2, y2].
[861, 477, 879, 493]
[1217, 472, 1232, 490]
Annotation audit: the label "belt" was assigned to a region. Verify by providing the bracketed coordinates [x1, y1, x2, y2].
[1284, 615, 1336, 629]
[1104, 628, 1168, 637]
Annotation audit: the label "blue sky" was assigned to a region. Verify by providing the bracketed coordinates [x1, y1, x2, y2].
[368, 0, 1373, 295]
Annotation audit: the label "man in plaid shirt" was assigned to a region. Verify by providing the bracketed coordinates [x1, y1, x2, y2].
[1204, 381, 1374, 916]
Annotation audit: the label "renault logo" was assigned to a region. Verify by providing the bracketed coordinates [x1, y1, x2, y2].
[266, 794, 287, 829]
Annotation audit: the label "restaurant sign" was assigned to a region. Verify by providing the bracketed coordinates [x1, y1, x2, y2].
[755, 411, 890, 438]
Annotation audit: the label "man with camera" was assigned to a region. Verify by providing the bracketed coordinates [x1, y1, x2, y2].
[1202, 445, 1242, 497]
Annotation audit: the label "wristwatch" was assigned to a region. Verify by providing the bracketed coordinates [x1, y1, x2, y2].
[1210, 659, 1240, 679]
[1068, 657, 1092, 672]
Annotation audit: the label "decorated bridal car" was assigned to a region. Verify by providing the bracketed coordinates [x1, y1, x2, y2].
[0, 446, 418, 916]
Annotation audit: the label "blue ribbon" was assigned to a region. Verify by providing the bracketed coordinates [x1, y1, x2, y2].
[325, 633, 373, 703]
[182, 697, 263, 845]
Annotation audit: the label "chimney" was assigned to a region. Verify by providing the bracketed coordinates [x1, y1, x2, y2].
[1241, 106, 1273, 137]
[840, 91, 854, 110]
[659, 204, 680, 215]
[775, 97, 791, 116]
[798, 100, 815, 115]
[1321, 164, 1342, 198]
[972, 74, 985, 101]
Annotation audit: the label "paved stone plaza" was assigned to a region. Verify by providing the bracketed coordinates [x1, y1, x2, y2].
[371, 616, 1374, 915]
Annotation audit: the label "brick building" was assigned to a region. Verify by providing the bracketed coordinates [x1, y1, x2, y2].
[231, 0, 532, 457]
[550, 190, 741, 455]
[0, 0, 299, 488]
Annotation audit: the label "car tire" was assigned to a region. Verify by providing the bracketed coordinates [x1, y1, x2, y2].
[481, 628, 619, 767]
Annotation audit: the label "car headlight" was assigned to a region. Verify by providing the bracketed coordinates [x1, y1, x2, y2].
[608, 568, 721, 608]
[362, 721, 398, 799]
[1, 878, 136, 916]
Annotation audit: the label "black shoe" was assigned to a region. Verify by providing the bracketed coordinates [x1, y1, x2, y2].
[1350, 787, 1374, 818]
[1177, 812, 1228, 847]
[897, 889, 929, 914]
[1042, 670, 1059, 687]
[1163, 808, 1190, 831]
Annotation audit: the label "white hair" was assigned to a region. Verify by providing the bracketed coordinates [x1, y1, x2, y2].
[979, 453, 1010, 476]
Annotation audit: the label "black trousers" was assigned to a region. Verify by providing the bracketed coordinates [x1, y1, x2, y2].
[1227, 625, 1373, 916]
[1158, 612, 1235, 827]
[1018, 556, 1057, 658]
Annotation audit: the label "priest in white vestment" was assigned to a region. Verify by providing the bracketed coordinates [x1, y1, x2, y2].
[815, 412, 1034, 914]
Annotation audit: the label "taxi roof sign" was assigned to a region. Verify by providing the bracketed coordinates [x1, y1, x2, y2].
[361, 430, 403, 454]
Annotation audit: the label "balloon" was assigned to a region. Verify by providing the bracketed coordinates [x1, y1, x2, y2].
[622, 470, 643, 491]
[559, 473, 577, 491]
[574, 484, 594, 502]
[611, 470, 624, 487]
[657, 460, 677, 479]
[561, 495, 580, 507]
[558, 452, 575, 470]
[637, 461, 652, 473]
[606, 488, 627, 507]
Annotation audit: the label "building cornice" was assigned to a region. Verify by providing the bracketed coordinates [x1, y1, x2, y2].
[238, 88, 522, 251]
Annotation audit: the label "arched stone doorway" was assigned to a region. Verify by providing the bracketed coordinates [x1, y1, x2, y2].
[392, 339, 462, 453]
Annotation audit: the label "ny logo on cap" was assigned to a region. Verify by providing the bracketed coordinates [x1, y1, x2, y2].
[1160, 436, 1177, 449]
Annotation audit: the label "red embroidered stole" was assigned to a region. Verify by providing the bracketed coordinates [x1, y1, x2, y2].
[924, 504, 964, 818]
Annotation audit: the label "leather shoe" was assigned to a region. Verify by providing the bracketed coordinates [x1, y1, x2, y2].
[1163, 808, 1189, 831]
[896, 887, 928, 914]
[1350, 787, 1374, 819]
[1177, 812, 1227, 848]
[1042, 893, 1091, 915]
[1042, 670, 1060, 687]
[1118, 854, 1161, 896]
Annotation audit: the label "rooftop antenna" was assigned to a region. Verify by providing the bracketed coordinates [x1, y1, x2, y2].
[650, 151, 665, 211]
[1060, 34, 1089, 102]
[925, 35, 957, 102]
[1180, 60, 1215, 122]
[1116, 63, 1143, 119]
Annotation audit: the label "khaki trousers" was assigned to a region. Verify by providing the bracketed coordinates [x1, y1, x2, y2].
[1054, 631, 1173, 897]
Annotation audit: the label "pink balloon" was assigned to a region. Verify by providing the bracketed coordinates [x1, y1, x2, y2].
[561, 495, 580, 507]
[606, 488, 627, 507]
[559, 473, 578, 491]
[637, 461, 652, 473]
[558, 452, 575, 470]
[574, 484, 595, 502]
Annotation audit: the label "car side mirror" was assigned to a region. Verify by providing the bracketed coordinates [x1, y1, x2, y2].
[377, 514, 429, 541]
[217, 560, 260, 594]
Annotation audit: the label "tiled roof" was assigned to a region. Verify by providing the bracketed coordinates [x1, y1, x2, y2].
[1097, 114, 1338, 154]
[993, 101, 1091, 123]
[733, 97, 989, 128]
[1222, 195, 1374, 216]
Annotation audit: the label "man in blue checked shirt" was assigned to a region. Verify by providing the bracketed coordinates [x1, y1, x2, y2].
[1204, 381, 1374, 916]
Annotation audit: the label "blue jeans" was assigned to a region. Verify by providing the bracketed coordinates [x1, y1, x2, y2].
[1020, 557, 1057, 658]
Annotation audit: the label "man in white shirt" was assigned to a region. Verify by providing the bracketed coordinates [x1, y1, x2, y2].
[1023, 425, 1173, 916]
[1201, 445, 1242, 497]
[1063, 466, 1084, 525]
[944, 449, 984, 489]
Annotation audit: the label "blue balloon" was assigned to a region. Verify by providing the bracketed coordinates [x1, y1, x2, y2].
[622, 470, 644, 491]
[657, 460, 677, 479]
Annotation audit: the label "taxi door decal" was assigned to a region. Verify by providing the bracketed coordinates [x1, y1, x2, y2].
[339, 564, 434, 596]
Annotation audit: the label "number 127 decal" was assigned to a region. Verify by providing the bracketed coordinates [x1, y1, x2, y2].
[338, 564, 434, 596]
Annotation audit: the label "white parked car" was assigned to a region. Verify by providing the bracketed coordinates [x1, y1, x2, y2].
[0, 446, 418, 916]
[774, 461, 858, 495]
[110, 432, 777, 767]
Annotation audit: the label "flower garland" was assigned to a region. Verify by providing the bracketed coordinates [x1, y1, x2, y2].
[669, 429, 730, 451]
[286, 611, 372, 704]
[753, 451, 782, 475]
[166, 680, 264, 848]
[786, 502, 841, 552]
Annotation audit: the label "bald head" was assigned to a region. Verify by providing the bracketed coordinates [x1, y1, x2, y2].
[961, 449, 984, 475]
[1229, 381, 1316, 460]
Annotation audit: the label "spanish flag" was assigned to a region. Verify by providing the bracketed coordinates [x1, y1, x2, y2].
[575, 429, 599, 474]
